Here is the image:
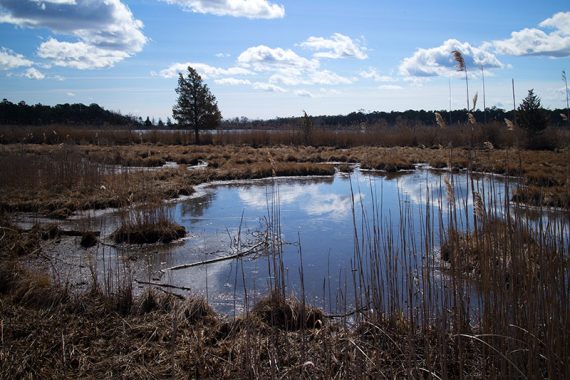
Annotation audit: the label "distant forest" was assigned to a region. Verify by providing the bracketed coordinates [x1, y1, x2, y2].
[223, 107, 570, 130]
[0, 99, 140, 127]
[1, 98, 568, 130]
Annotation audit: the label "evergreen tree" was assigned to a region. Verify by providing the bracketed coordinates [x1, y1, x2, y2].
[517, 89, 548, 136]
[172, 66, 221, 144]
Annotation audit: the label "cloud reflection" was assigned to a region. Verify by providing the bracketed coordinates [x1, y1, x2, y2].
[238, 182, 362, 219]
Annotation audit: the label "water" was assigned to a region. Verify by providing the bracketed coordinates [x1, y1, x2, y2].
[131, 169, 511, 312]
[40, 167, 568, 316]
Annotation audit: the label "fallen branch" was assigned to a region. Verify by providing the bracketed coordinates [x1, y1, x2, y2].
[134, 279, 192, 292]
[165, 240, 267, 271]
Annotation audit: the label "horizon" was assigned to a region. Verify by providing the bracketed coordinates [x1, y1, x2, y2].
[1, 1, 569, 121]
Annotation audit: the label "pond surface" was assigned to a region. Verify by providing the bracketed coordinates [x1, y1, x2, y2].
[35, 167, 568, 316]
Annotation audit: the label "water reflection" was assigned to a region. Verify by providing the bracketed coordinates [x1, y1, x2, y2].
[238, 182, 362, 219]
[70, 168, 567, 315]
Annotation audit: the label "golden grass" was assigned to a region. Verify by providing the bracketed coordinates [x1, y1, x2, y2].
[0, 262, 486, 379]
[1, 144, 568, 213]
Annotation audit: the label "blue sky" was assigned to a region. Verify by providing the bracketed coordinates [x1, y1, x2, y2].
[1, 0, 569, 121]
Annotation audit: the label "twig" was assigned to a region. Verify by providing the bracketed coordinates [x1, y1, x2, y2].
[134, 279, 192, 292]
[164, 240, 267, 271]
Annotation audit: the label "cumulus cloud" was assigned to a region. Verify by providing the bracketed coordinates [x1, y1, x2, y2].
[399, 39, 504, 78]
[492, 12, 570, 57]
[38, 38, 129, 69]
[214, 77, 251, 86]
[300, 33, 367, 60]
[237, 45, 318, 72]
[156, 62, 253, 79]
[24, 67, 45, 79]
[269, 68, 353, 86]
[161, 0, 284, 19]
[0, 0, 147, 69]
[359, 68, 397, 82]
[0, 47, 33, 70]
[237, 45, 352, 86]
[252, 82, 287, 93]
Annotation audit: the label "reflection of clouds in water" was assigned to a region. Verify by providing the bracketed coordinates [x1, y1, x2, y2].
[397, 172, 514, 216]
[238, 183, 362, 219]
[397, 173, 473, 210]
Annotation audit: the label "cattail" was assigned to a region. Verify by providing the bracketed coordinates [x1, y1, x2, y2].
[435, 112, 446, 129]
[504, 118, 514, 131]
[473, 191, 484, 219]
[471, 92, 478, 111]
[451, 50, 465, 71]
[468, 113, 476, 125]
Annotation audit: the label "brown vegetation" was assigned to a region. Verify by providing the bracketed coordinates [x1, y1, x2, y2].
[1, 143, 568, 213]
[1, 128, 569, 378]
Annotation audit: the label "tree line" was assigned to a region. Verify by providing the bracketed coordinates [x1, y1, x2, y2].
[0, 99, 139, 127]
[223, 107, 569, 130]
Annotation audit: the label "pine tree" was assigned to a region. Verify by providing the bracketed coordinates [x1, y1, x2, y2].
[517, 89, 548, 137]
[173, 66, 221, 144]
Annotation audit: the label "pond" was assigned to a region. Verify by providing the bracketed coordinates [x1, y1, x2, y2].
[34, 166, 568, 317]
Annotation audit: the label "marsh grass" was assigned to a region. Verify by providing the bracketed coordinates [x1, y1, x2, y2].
[112, 203, 186, 244]
[0, 136, 569, 377]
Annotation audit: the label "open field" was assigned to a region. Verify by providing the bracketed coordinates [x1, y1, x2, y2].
[1, 132, 569, 378]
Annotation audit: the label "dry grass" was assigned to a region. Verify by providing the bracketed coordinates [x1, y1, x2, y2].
[0, 138, 569, 377]
[1, 144, 568, 213]
[112, 205, 186, 244]
[0, 261, 484, 379]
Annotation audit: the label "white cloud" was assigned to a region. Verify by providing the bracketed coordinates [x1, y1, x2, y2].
[0, 0, 147, 69]
[399, 39, 504, 78]
[319, 88, 341, 96]
[300, 33, 368, 60]
[38, 39, 129, 69]
[66, 91, 76, 97]
[252, 82, 287, 93]
[269, 68, 352, 86]
[214, 77, 251, 86]
[0, 47, 33, 70]
[360, 68, 397, 82]
[215, 52, 231, 58]
[238, 45, 319, 72]
[492, 12, 570, 57]
[24, 67, 45, 79]
[378, 84, 403, 90]
[156, 62, 253, 79]
[161, 0, 284, 19]
[295, 89, 313, 97]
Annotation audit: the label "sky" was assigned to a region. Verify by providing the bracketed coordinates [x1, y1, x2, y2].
[1, 0, 569, 121]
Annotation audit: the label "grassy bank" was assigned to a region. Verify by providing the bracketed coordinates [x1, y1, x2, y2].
[1, 143, 568, 213]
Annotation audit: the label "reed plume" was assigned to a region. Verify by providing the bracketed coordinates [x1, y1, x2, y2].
[473, 191, 484, 218]
[468, 113, 476, 125]
[451, 50, 465, 71]
[444, 175, 455, 204]
[451, 50, 470, 110]
[471, 92, 478, 111]
[504, 118, 515, 131]
[435, 112, 446, 129]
